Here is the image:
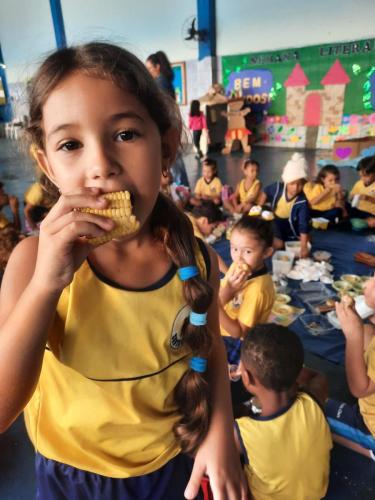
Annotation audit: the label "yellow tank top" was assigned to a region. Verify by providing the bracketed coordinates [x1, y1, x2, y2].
[350, 180, 375, 215]
[238, 179, 260, 204]
[194, 177, 223, 199]
[359, 334, 375, 435]
[275, 192, 297, 219]
[24, 246, 208, 478]
[236, 393, 332, 500]
[304, 182, 336, 211]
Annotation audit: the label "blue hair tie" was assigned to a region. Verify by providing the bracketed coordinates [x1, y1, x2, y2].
[189, 311, 207, 326]
[190, 357, 207, 373]
[178, 266, 199, 281]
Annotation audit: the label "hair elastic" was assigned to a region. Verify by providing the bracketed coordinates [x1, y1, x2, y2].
[189, 311, 207, 326]
[189, 357, 207, 373]
[178, 265, 199, 281]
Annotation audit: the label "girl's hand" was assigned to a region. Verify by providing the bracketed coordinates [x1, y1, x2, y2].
[227, 266, 248, 292]
[184, 434, 249, 499]
[32, 188, 114, 294]
[335, 301, 364, 340]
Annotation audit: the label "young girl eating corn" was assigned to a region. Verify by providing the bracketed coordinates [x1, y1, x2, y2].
[0, 43, 246, 500]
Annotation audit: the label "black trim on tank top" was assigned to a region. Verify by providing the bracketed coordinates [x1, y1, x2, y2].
[44, 348, 189, 381]
[87, 259, 177, 292]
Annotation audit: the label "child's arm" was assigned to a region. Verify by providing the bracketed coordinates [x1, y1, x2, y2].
[360, 194, 375, 204]
[336, 302, 375, 398]
[185, 246, 248, 500]
[299, 233, 310, 258]
[0, 189, 114, 431]
[8, 196, 21, 231]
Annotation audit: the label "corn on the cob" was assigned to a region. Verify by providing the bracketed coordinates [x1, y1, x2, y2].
[77, 191, 140, 245]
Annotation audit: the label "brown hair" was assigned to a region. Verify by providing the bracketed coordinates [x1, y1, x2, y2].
[315, 165, 340, 186]
[26, 42, 213, 456]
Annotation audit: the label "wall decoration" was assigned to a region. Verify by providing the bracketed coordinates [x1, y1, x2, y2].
[172, 62, 187, 106]
[222, 38, 375, 149]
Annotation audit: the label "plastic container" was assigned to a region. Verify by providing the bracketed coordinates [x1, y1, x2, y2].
[312, 217, 329, 230]
[300, 314, 335, 336]
[350, 218, 368, 231]
[285, 240, 312, 258]
[355, 295, 375, 319]
[272, 250, 294, 276]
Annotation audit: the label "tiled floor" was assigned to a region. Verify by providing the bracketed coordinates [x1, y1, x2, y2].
[0, 138, 373, 499]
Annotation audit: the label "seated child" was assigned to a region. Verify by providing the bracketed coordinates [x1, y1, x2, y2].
[190, 158, 222, 206]
[160, 170, 189, 210]
[259, 153, 310, 257]
[185, 203, 228, 274]
[24, 174, 58, 233]
[223, 159, 261, 214]
[235, 324, 332, 499]
[0, 182, 20, 231]
[304, 165, 347, 222]
[326, 277, 375, 460]
[349, 155, 375, 226]
[219, 216, 275, 364]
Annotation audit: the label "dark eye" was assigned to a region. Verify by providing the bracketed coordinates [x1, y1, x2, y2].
[116, 130, 139, 142]
[60, 141, 80, 151]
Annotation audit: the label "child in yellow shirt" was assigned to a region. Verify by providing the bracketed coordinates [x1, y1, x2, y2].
[190, 158, 222, 206]
[219, 216, 275, 364]
[24, 174, 58, 233]
[304, 165, 346, 222]
[326, 276, 375, 460]
[224, 159, 261, 214]
[349, 156, 375, 227]
[235, 324, 332, 499]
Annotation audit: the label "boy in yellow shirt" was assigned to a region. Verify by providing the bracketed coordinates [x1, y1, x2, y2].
[235, 324, 332, 500]
[349, 155, 375, 227]
[219, 216, 275, 363]
[190, 158, 223, 206]
[224, 159, 261, 214]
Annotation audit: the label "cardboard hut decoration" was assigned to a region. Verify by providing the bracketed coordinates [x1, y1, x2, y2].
[221, 98, 251, 154]
[198, 84, 228, 153]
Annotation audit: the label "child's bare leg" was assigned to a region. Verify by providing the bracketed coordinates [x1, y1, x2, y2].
[332, 434, 374, 460]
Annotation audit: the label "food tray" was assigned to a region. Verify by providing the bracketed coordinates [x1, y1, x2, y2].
[300, 314, 336, 336]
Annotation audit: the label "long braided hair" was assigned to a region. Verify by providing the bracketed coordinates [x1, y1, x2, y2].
[26, 42, 214, 455]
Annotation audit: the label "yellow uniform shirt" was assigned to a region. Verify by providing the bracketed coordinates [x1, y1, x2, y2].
[236, 392, 332, 500]
[238, 179, 261, 204]
[350, 180, 375, 215]
[194, 177, 222, 200]
[304, 182, 336, 211]
[24, 182, 55, 208]
[0, 212, 10, 229]
[220, 265, 275, 337]
[359, 334, 375, 435]
[24, 247, 208, 478]
[275, 192, 297, 219]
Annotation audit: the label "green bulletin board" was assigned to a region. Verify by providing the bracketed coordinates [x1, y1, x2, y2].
[222, 38, 375, 116]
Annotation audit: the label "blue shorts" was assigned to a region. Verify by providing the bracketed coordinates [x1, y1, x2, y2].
[326, 399, 375, 452]
[273, 217, 298, 242]
[222, 336, 242, 365]
[35, 452, 202, 500]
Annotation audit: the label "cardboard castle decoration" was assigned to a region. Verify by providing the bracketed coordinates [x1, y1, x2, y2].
[285, 60, 350, 127]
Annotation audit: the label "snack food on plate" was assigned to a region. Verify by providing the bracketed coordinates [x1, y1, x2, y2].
[341, 295, 355, 308]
